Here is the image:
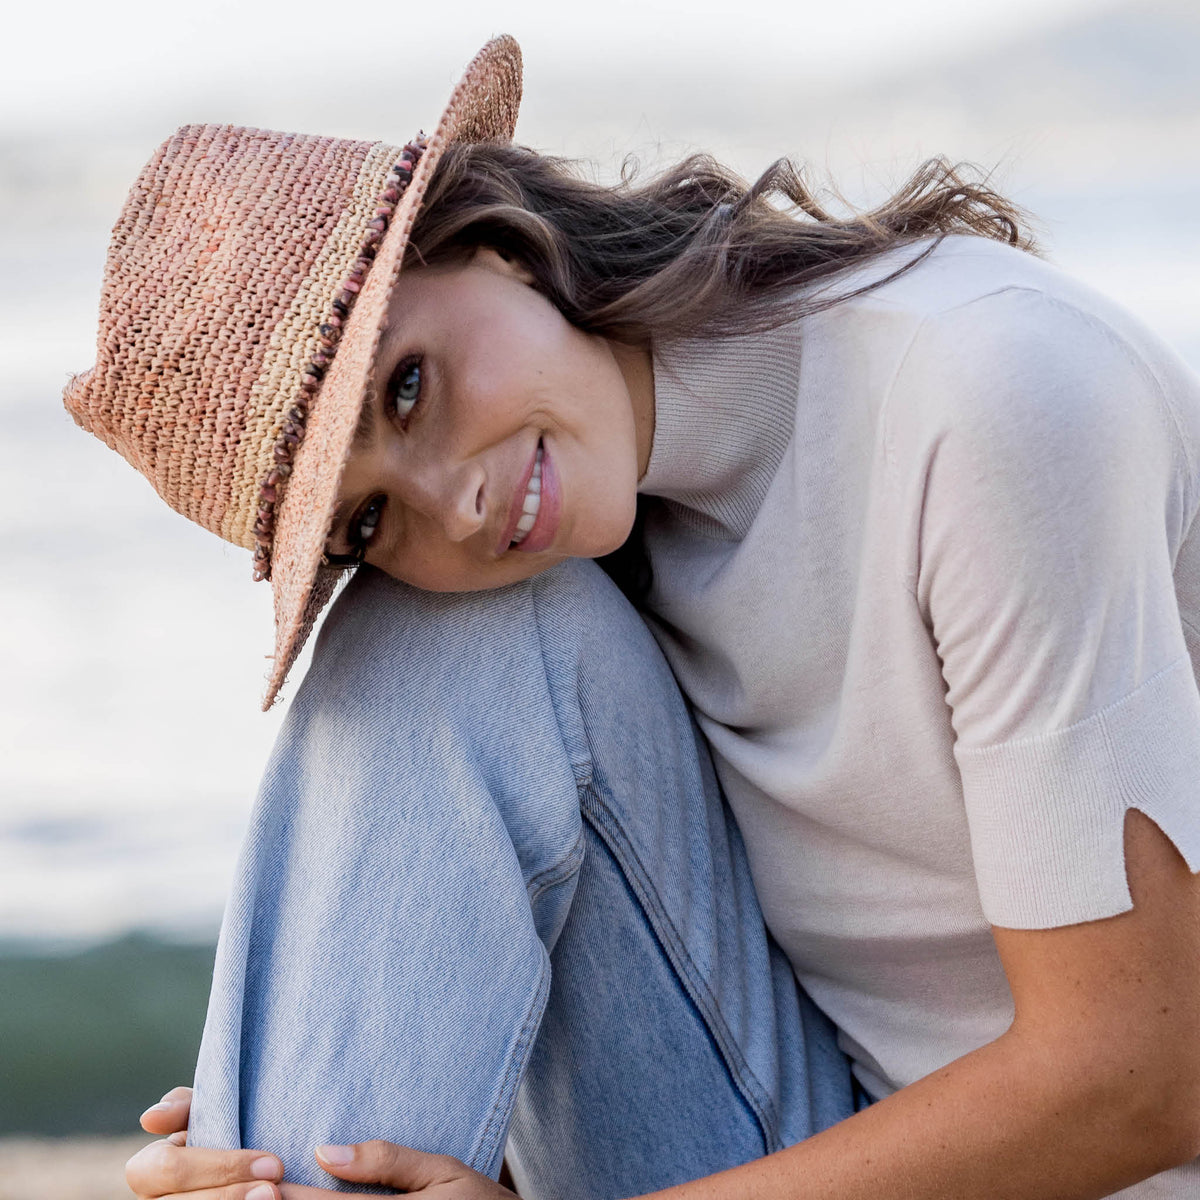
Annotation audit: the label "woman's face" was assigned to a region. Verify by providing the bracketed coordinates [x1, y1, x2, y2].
[325, 247, 655, 592]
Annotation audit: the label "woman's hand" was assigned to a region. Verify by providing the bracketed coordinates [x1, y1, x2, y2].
[128, 1086, 285, 1200]
[302, 1141, 518, 1199]
[127, 1086, 519, 1200]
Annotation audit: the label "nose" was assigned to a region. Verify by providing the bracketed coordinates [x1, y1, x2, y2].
[402, 459, 487, 542]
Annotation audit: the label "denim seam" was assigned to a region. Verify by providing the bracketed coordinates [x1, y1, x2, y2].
[469, 814, 583, 1172]
[525, 827, 586, 907]
[466, 576, 587, 1177]
[529, 574, 595, 789]
[579, 783, 783, 1154]
[467, 942, 553, 1175]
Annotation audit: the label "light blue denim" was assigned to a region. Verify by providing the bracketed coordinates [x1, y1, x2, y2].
[189, 558, 855, 1198]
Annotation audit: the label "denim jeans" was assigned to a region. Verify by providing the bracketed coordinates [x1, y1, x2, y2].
[188, 558, 855, 1198]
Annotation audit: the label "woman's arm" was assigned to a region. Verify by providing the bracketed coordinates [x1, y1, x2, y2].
[634, 809, 1200, 1200]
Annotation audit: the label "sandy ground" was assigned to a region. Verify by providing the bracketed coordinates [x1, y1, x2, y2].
[0, 1135, 153, 1200]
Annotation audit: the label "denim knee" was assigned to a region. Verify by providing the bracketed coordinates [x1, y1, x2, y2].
[191, 565, 621, 1176]
[190, 559, 856, 1179]
[296, 556, 674, 830]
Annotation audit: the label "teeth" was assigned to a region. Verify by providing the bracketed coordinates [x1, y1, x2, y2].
[511, 446, 544, 546]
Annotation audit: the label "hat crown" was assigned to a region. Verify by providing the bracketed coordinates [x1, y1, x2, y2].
[64, 125, 405, 550]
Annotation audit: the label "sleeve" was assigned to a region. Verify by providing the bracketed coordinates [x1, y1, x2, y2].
[889, 286, 1200, 929]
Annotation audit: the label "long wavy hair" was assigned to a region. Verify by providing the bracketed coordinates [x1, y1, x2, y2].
[406, 142, 1041, 602]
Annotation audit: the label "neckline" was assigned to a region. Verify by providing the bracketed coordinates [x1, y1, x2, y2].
[639, 321, 804, 539]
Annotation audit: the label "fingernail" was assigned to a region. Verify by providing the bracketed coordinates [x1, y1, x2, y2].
[158, 1093, 179, 1104]
[317, 1144, 355, 1165]
[246, 1185, 275, 1200]
[251, 1157, 281, 1180]
[140, 1102, 172, 1118]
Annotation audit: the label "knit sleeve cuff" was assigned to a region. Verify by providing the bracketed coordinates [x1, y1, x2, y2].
[954, 655, 1200, 929]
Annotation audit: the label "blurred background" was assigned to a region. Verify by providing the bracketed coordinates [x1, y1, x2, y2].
[2, 0, 1197, 1193]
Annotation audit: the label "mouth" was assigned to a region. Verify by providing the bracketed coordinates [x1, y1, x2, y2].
[499, 437, 559, 555]
[510, 442, 544, 547]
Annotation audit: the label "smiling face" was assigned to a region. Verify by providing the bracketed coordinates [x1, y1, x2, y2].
[323, 247, 655, 592]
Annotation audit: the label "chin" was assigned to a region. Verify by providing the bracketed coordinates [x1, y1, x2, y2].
[581, 503, 640, 560]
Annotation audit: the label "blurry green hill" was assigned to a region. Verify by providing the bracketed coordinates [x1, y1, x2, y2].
[0, 934, 214, 1135]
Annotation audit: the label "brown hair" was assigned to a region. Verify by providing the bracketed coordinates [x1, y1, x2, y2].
[407, 142, 1041, 600]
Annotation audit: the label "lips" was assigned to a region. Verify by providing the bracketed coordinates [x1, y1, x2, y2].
[498, 436, 560, 555]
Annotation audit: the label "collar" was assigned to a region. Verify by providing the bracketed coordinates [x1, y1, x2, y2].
[639, 322, 803, 539]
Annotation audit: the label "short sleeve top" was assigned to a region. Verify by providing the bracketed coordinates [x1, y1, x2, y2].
[638, 235, 1200, 1151]
[890, 283, 1200, 925]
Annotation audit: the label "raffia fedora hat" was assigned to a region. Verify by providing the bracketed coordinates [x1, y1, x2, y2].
[64, 36, 522, 710]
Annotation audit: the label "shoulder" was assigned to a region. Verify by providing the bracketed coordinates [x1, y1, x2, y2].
[797, 235, 1173, 409]
[834, 237, 1199, 479]
[825, 233, 1125, 326]
[823, 234, 1189, 390]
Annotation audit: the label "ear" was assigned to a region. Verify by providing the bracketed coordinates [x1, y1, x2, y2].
[470, 245, 536, 286]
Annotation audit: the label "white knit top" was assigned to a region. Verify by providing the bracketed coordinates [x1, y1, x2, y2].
[639, 233, 1200, 1197]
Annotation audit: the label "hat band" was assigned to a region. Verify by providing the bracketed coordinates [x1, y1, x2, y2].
[251, 132, 429, 582]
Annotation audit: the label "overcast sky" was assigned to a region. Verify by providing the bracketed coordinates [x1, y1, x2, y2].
[6, 0, 1124, 134]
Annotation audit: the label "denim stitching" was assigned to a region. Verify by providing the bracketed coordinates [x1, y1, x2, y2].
[467, 942, 553, 1174]
[524, 567, 781, 1149]
[464, 581, 587, 1174]
[529, 572, 595, 789]
[525, 827, 586, 907]
[579, 782, 783, 1154]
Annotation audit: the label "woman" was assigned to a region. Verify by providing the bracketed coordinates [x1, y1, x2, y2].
[68, 35, 1200, 1200]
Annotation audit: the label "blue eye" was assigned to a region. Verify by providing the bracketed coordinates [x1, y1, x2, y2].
[355, 496, 385, 547]
[390, 356, 423, 422]
[321, 492, 385, 570]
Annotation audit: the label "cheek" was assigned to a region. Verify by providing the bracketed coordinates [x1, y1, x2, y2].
[454, 299, 563, 412]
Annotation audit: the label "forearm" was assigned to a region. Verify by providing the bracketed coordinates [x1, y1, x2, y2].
[632, 1028, 1189, 1200]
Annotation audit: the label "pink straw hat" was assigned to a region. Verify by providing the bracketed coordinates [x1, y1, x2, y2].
[64, 36, 523, 710]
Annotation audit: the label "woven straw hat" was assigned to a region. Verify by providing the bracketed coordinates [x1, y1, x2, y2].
[65, 36, 523, 710]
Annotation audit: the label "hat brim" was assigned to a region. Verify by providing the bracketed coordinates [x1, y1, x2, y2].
[263, 35, 523, 709]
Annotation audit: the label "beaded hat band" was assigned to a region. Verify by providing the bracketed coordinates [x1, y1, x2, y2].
[64, 36, 523, 709]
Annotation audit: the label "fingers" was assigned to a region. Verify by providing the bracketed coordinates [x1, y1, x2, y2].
[314, 1141, 462, 1191]
[132, 1186, 280, 1200]
[130, 1186, 281, 1200]
[140, 1085, 194, 1135]
[126, 1135, 283, 1200]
